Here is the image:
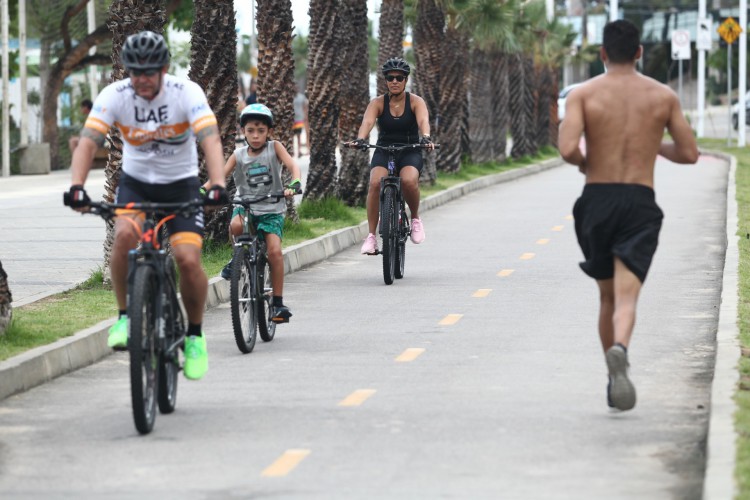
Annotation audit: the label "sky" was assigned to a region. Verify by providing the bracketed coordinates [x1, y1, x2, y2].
[234, 0, 380, 37]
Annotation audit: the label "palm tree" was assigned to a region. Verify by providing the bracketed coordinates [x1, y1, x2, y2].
[411, 0, 444, 185]
[464, 0, 515, 164]
[0, 260, 11, 335]
[336, 0, 371, 206]
[256, 0, 300, 219]
[376, 0, 405, 96]
[508, 7, 538, 159]
[102, 0, 168, 280]
[305, 0, 343, 199]
[190, 0, 238, 243]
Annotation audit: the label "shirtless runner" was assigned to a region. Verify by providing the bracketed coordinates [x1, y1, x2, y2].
[558, 19, 699, 411]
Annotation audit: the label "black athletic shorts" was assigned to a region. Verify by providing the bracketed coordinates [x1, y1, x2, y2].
[115, 173, 205, 237]
[370, 147, 423, 173]
[573, 183, 663, 283]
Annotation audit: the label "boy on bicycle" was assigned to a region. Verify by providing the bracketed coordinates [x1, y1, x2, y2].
[203, 103, 301, 323]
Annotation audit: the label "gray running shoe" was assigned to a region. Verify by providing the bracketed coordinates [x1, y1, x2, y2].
[605, 344, 636, 411]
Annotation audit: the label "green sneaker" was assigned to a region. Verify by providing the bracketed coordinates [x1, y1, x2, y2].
[184, 335, 208, 380]
[107, 317, 128, 349]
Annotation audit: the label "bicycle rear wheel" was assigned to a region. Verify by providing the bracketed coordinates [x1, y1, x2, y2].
[129, 265, 159, 434]
[258, 254, 276, 342]
[158, 256, 180, 414]
[395, 205, 407, 280]
[381, 187, 397, 285]
[230, 246, 258, 353]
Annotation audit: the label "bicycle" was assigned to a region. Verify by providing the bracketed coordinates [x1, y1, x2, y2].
[359, 142, 438, 285]
[63, 194, 204, 435]
[229, 191, 298, 353]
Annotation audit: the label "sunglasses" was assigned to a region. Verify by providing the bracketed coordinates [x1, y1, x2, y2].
[385, 75, 406, 82]
[130, 68, 159, 77]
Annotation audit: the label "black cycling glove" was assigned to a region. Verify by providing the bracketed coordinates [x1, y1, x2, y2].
[65, 184, 90, 208]
[420, 135, 433, 146]
[204, 185, 228, 205]
[352, 138, 368, 151]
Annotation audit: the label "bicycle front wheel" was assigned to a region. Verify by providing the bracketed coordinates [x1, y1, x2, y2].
[129, 265, 159, 434]
[158, 256, 180, 415]
[230, 246, 258, 354]
[258, 254, 276, 342]
[381, 187, 397, 285]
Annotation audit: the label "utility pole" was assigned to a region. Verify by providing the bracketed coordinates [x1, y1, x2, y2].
[739, 0, 747, 147]
[696, 0, 707, 138]
[87, 0, 98, 101]
[19, 0, 28, 145]
[2, 0, 9, 177]
[609, 0, 618, 21]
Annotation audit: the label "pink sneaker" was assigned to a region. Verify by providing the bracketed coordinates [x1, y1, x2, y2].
[410, 218, 425, 244]
[361, 233, 378, 254]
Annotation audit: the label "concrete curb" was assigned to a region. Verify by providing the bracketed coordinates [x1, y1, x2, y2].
[703, 151, 740, 499]
[0, 157, 563, 402]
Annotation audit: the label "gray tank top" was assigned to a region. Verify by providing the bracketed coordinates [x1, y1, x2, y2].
[232, 141, 285, 215]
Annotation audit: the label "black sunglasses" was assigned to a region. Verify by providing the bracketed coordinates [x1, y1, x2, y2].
[130, 68, 159, 77]
[385, 75, 406, 82]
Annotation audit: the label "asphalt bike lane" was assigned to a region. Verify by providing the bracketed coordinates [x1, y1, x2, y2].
[0, 155, 728, 499]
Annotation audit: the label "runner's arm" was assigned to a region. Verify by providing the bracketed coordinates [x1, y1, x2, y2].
[558, 90, 587, 172]
[659, 92, 699, 164]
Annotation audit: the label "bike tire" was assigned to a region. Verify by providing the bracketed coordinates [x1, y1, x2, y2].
[381, 187, 397, 285]
[258, 254, 276, 342]
[395, 205, 407, 280]
[230, 245, 258, 354]
[158, 256, 180, 414]
[129, 265, 159, 434]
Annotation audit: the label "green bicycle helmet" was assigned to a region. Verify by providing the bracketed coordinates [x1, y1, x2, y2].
[239, 103, 274, 128]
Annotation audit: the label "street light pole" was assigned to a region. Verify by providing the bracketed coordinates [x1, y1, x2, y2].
[2, 0, 9, 177]
[739, 0, 747, 147]
[19, 0, 28, 145]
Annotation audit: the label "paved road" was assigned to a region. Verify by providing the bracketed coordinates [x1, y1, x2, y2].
[0, 155, 728, 498]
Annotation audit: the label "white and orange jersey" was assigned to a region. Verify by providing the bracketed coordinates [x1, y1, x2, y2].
[85, 74, 217, 184]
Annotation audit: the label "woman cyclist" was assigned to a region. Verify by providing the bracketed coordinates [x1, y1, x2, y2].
[345, 57, 435, 255]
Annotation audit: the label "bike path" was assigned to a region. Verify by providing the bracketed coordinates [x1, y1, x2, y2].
[0, 153, 737, 498]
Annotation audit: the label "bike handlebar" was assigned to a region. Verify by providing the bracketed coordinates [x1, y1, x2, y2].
[231, 188, 302, 207]
[63, 194, 205, 220]
[343, 142, 440, 152]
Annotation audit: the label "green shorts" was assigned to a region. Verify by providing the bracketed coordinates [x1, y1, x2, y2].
[231, 209, 284, 239]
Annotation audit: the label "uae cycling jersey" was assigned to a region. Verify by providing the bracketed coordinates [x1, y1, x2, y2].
[84, 74, 217, 184]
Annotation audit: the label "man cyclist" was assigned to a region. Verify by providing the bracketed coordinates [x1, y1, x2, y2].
[65, 31, 227, 380]
[345, 57, 435, 255]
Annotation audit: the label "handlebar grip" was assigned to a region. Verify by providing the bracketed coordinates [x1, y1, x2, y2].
[63, 192, 71, 206]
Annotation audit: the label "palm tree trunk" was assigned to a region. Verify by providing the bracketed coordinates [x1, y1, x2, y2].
[509, 52, 536, 159]
[256, 0, 300, 221]
[535, 64, 552, 149]
[548, 64, 560, 148]
[491, 51, 509, 162]
[468, 48, 495, 164]
[305, 0, 343, 200]
[436, 25, 468, 173]
[376, 0, 404, 96]
[336, 0, 371, 206]
[412, 0, 444, 186]
[190, 0, 238, 243]
[102, 0, 168, 281]
[0, 260, 12, 336]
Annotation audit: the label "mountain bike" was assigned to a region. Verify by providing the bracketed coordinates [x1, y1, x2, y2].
[229, 192, 297, 354]
[64, 195, 204, 435]
[363, 143, 438, 285]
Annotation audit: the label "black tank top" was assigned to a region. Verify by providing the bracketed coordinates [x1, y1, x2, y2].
[377, 92, 420, 145]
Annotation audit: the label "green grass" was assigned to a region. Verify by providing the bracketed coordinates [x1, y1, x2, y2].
[0, 148, 557, 363]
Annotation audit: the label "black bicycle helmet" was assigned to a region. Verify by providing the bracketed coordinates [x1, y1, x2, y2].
[239, 103, 274, 128]
[381, 57, 410, 76]
[121, 31, 170, 71]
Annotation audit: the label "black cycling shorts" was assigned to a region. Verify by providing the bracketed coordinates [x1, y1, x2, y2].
[370, 147, 423, 173]
[115, 173, 205, 237]
[573, 183, 663, 283]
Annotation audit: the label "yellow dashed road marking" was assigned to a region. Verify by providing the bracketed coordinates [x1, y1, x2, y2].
[498, 269, 514, 277]
[439, 314, 463, 325]
[472, 288, 492, 298]
[396, 348, 426, 362]
[536, 239, 550, 245]
[552, 225, 564, 231]
[261, 449, 311, 477]
[520, 253, 535, 260]
[338, 389, 377, 407]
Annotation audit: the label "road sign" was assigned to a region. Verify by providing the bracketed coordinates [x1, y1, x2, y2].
[718, 16, 742, 45]
[697, 17, 712, 51]
[671, 30, 691, 60]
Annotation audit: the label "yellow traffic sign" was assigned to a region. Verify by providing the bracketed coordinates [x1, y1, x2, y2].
[719, 16, 742, 45]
